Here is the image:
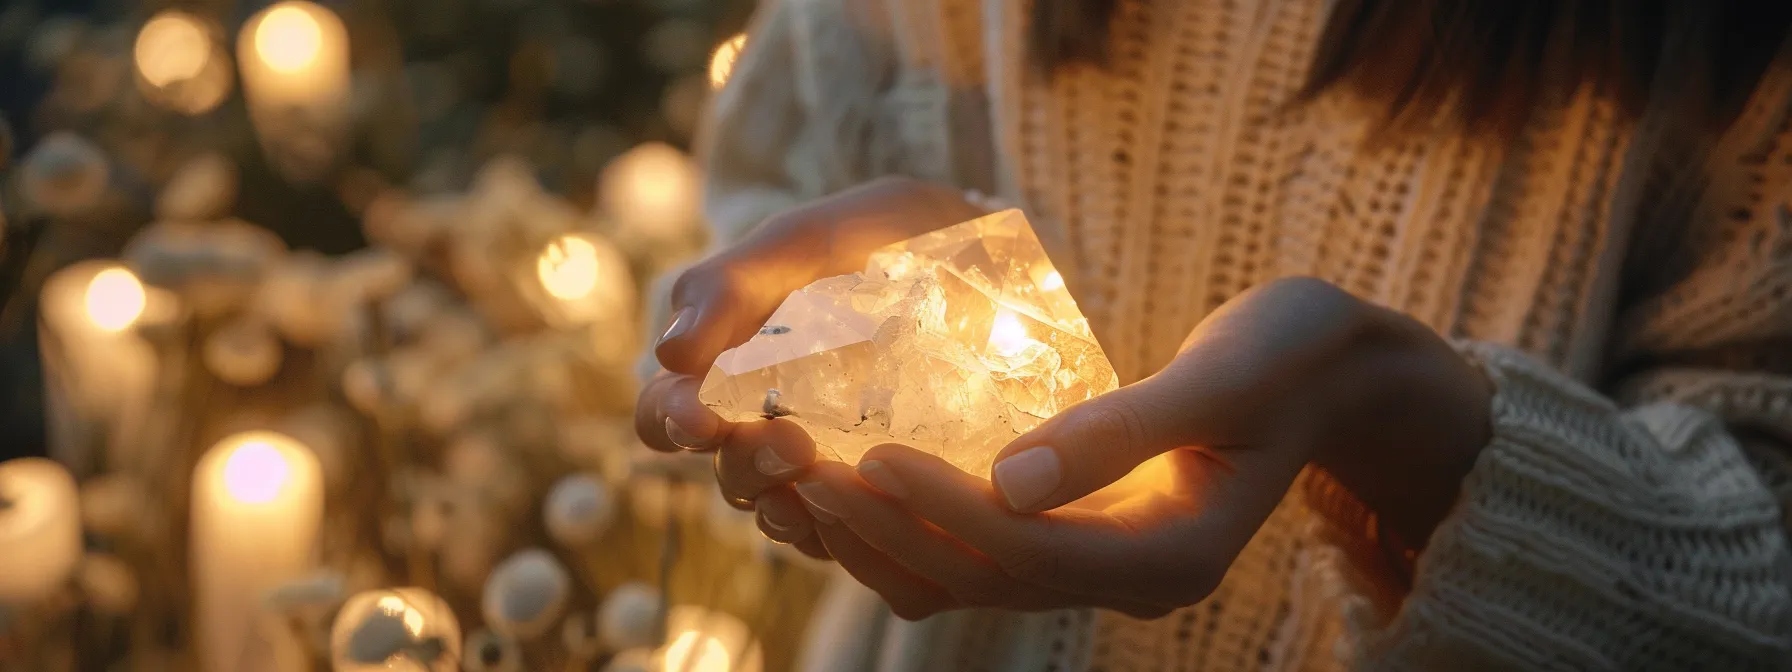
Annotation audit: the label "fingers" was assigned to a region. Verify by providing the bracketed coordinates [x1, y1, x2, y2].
[793, 463, 1068, 611]
[634, 371, 684, 452]
[989, 376, 1201, 513]
[653, 177, 986, 376]
[857, 443, 1205, 608]
[754, 486, 815, 544]
[715, 419, 816, 504]
[808, 518, 958, 621]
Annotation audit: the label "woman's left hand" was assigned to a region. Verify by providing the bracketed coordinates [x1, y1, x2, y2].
[788, 277, 1495, 619]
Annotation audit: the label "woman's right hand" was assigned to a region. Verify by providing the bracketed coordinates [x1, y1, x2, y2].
[634, 176, 989, 559]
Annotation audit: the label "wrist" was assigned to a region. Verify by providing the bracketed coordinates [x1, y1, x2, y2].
[1311, 311, 1492, 554]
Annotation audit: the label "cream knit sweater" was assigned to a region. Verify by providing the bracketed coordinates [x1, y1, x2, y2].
[697, 0, 1792, 669]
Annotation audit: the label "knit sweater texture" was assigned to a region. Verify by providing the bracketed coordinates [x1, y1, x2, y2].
[697, 0, 1792, 669]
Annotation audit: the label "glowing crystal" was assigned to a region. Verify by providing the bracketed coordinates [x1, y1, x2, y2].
[699, 210, 1118, 477]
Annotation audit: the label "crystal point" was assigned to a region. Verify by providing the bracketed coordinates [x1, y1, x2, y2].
[700, 210, 1118, 477]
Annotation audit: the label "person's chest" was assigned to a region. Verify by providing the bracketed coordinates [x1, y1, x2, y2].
[868, 0, 1645, 382]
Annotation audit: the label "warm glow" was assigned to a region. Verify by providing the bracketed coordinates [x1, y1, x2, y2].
[1040, 270, 1065, 291]
[135, 12, 210, 87]
[664, 629, 733, 672]
[83, 268, 146, 333]
[376, 594, 427, 636]
[254, 4, 323, 74]
[708, 33, 747, 89]
[602, 143, 699, 238]
[537, 235, 602, 301]
[220, 438, 293, 504]
[988, 309, 1033, 357]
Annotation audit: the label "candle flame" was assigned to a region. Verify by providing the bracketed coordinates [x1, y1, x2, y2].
[537, 235, 602, 301]
[664, 629, 733, 672]
[254, 4, 323, 74]
[988, 309, 1034, 357]
[84, 268, 146, 333]
[1040, 270, 1065, 291]
[221, 438, 292, 505]
[709, 34, 747, 89]
[135, 12, 210, 87]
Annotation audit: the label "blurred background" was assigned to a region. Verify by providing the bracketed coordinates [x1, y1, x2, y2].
[0, 1, 844, 671]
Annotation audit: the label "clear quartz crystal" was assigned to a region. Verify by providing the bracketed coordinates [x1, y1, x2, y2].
[699, 210, 1118, 477]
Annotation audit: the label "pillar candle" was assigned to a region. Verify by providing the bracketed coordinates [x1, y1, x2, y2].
[191, 431, 323, 672]
[236, 1, 349, 181]
[38, 262, 158, 476]
[0, 458, 81, 603]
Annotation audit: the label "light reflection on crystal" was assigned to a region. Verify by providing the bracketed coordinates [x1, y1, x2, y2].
[700, 210, 1118, 477]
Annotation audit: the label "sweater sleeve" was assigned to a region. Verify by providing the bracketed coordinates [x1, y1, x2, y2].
[694, 0, 894, 244]
[1352, 191, 1792, 667]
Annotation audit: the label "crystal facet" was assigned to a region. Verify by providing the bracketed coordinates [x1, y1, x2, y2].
[699, 210, 1118, 477]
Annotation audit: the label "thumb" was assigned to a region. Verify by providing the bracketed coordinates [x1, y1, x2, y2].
[990, 376, 1200, 513]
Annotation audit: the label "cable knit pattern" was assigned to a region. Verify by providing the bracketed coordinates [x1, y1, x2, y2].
[702, 0, 1792, 668]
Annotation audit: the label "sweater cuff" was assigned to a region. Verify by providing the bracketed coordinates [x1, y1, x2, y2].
[1331, 341, 1790, 669]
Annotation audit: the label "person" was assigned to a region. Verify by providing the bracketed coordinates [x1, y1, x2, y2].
[637, 0, 1792, 668]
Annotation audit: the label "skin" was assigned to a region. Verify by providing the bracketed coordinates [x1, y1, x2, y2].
[636, 176, 1493, 620]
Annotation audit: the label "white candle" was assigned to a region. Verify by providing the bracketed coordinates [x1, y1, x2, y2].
[191, 431, 323, 672]
[658, 606, 763, 672]
[236, 1, 349, 181]
[600, 142, 703, 261]
[527, 232, 636, 330]
[133, 10, 232, 115]
[38, 262, 159, 476]
[0, 458, 81, 603]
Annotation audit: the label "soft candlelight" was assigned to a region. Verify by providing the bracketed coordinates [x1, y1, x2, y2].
[600, 143, 702, 258]
[133, 10, 231, 115]
[527, 232, 635, 328]
[191, 431, 323, 672]
[657, 606, 763, 672]
[0, 458, 82, 603]
[236, 1, 350, 180]
[38, 262, 160, 476]
[708, 33, 747, 89]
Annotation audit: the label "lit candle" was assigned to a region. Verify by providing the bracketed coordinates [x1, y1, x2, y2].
[599, 142, 703, 264]
[191, 431, 323, 672]
[0, 458, 81, 603]
[38, 262, 159, 476]
[133, 10, 231, 115]
[657, 606, 763, 672]
[236, 1, 349, 180]
[330, 588, 462, 671]
[527, 232, 636, 329]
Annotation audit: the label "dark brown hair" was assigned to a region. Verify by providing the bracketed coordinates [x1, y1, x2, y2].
[1032, 0, 1792, 137]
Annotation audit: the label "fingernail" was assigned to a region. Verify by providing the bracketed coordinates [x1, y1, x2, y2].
[856, 460, 909, 499]
[659, 307, 694, 345]
[992, 446, 1061, 511]
[664, 417, 708, 449]
[759, 510, 797, 533]
[755, 446, 801, 477]
[794, 481, 845, 524]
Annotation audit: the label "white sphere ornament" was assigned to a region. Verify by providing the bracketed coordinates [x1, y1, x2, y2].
[480, 548, 571, 639]
[597, 582, 663, 651]
[21, 132, 109, 217]
[156, 152, 237, 220]
[202, 318, 283, 386]
[330, 587, 461, 671]
[544, 473, 614, 547]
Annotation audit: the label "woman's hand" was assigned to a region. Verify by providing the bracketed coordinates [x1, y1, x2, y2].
[788, 277, 1495, 618]
[635, 177, 988, 559]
